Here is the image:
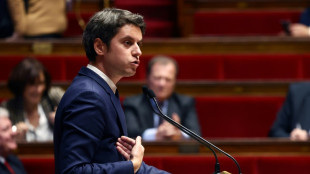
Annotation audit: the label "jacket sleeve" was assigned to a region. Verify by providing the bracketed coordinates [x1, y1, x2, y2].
[137, 162, 171, 174]
[269, 88, 294, 137]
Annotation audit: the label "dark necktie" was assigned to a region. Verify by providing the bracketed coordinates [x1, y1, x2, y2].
[4, 160, 15, 174]
[115, 89, 119, 99]
[158, 102, 164, 125]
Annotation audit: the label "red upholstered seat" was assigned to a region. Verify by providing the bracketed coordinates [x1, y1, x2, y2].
[140, 54, 305, 81]
[195, 96, 285, 138]
[1, 54, 309, 82]
[64, 56, 88, 82]
[21, 157, 55, 174]
[194, 10, 301, 36]
[171, 55, 222, 80]
[222, 54, 303, 80]
[63, 12, 94, 38]
[257, 156, 310, 174]
[302, 54, 310, 79]
[0, 55, 24, 82]
[0, 55, 67, 82]
[37, 56, 67, 82]
[114, 0, 177, 38]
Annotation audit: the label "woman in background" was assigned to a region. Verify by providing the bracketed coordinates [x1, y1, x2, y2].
[1, 58, 64, 142]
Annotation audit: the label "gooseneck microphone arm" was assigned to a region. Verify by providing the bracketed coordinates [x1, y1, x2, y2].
[142, 86, 242, 174]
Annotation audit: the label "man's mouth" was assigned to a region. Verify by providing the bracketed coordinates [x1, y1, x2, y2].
[132, 60, 140, 65]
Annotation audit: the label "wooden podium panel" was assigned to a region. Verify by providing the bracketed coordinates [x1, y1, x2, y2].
[1, 37, 310, 55]
[15, 138, 310, 157]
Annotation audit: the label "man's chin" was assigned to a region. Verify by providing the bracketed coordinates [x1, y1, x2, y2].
[124, 71, 136, 77]
[8, 143, 17, 151]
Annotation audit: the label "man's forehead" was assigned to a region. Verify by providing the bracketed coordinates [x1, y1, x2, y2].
[116, 24, 142, 40]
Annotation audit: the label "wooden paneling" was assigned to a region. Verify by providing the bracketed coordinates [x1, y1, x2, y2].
[0, 81, 292, 100]
[1, 37, 310, 56]
[15, 138, 310, 157]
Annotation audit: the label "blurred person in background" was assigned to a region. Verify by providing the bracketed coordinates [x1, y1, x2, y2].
[1, 58, 64, 142]
[269, 82, 310, 141]
[123, 55, 201, 141]
[287, 7, 310, 37]
[0, 107, 27, 174]
[6, 0, 67, 39]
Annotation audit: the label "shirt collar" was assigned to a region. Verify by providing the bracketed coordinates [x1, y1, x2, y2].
[0, 156, 5, 164]
[87, 64, 117, 94]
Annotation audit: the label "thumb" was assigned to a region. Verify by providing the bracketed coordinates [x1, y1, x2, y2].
[135, 136, 142, 145]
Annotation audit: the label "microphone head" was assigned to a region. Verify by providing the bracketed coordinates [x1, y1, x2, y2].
[142, 86, 156, 98]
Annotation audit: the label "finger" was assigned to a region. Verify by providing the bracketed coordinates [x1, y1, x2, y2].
[116, 142, 131, 155]
[120, 136, 136, 146]
[116, 146, 130, 160]
[172, 113, 181, 123]
[116, 141, 132, 156]
[135, 136, 142, 145]
[118, 138, 133, 150]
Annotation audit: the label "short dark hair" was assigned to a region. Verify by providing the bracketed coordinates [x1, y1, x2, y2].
[7, 57, 51, 97]
[82, 8, 146, 62]
[147, 55, 179, 78]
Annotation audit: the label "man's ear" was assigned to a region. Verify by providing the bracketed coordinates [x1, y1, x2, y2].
[94, 38, 106, 56]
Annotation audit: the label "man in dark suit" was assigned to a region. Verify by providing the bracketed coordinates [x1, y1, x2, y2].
[123, 55, 201, 141]
[53, 8, 169, 174]
[269, 82, 310, 141]
[0, 107, 27, 174]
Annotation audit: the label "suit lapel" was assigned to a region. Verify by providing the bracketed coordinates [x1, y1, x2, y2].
[110, 91, 128, 135]
[143, 96, 155, 127]
[78, 67, 128, 135]
[167, 95, 179, 118]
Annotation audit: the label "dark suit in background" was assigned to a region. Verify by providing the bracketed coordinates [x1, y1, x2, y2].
[269, 82, 310, 137]
[0, 155, 27, 174]
[124, 93, 201, 139]
[300, 7, 310, 26]
[54, 67, 168, 174]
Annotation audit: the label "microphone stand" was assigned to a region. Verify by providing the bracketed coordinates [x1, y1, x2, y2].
[142, 86, 242, 174]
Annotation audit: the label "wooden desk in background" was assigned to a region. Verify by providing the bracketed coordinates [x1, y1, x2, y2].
[16, 138, 310, 157]
[1, 37, 310, 55]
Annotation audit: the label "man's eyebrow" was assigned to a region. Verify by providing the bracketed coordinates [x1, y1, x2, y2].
[120, 35, 142, 42]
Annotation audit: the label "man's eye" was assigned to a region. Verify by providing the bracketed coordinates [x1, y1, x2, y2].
[124, 41, 132, 46]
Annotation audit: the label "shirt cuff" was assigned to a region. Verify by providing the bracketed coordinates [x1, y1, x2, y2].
[142, 128, 157, 141]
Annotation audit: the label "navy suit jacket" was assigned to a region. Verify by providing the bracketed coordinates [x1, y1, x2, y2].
[269, 82, 310, 137]
[54, 67, 169, 174]
[123, 93, 201, 139]
[300, 7, 310, 26]
[0, 155, 27, 174]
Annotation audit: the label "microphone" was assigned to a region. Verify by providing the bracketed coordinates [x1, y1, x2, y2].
[142, 86, 242, 174]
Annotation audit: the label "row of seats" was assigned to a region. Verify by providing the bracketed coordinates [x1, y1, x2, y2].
[0, 93, 283, 138]
[193, 10, 301, 36]
[118, 96, 284, 138]
[64, 0, 177, 38]
[195, 96, 284, 138]
[63, 3, 304, 37]
[1, 54, 310, 82]
[20, 155, 310, 174]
